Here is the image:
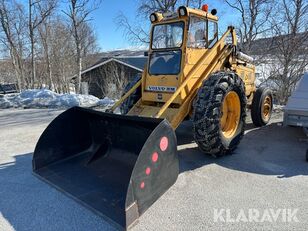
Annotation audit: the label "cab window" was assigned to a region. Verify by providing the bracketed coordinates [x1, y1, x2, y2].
[187, 16, 206, 48]
[188, 16, 218, 48]
[151, 22, 184, 49]
[207, 20, 218, 48]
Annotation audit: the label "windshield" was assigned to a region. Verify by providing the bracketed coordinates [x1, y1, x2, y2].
[149, 50, 181, 75]
[151, 22, 184, 49]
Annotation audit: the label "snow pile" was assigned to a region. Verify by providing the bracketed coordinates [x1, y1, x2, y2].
[98, 97, 115, 106]
[273, 104, 284, 112]
[0, 89, 115, 109]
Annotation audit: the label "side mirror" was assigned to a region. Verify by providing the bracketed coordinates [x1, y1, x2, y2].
[144, 51, 149, 56]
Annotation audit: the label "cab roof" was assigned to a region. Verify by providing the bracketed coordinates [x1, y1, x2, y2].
[150, 6, 218, 25]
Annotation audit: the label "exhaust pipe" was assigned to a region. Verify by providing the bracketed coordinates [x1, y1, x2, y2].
[236, 51, 254, 63]
[33, 107, 179, 230]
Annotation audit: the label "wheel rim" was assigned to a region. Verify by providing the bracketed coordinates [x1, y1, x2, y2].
[220, 91, 241, 139]
[262, 95, 272, 121]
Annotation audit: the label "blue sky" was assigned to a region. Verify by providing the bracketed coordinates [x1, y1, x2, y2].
[20, 0, 241, 51]
[90, 0, 241, 51]
[91, 0, 140, 51]
[21, 0, 240, 51]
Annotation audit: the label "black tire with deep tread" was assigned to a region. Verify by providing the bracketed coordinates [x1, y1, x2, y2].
[120, 76, 141, 114]
[193, 71, 247, 157]
[251, 87, 273, 127]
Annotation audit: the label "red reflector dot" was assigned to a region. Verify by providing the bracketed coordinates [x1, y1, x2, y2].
[160, 136, 168, 151]
[140, 181, 145, 189]
[152, 152, 158, 162]
[145, 167, 151, 175]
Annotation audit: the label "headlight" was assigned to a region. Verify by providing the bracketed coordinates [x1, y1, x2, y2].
[150, 13, 157, 22]
[179, 8, 185, 16]
[178, 6, 187, 17]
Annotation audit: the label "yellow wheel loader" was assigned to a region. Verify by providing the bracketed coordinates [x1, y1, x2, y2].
[33, 5, 273, 230]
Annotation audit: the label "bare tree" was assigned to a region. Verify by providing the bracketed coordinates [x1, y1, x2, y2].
[137, 0, 203, 16]
[117, 0, 203, 45]
[224, 0, 273, 54]
[0, 1, 100, 93]
[63, 0, 100, 94]
[79, 22, 99, 67]
[0, 0, 27, 90]
[85, 61, 125, 98]
[265, 0, 308, 104]
[116, 12, 150, 45]
[0, 59, 16, 84]
[38, 18, 54, 90]
[48, 16, 76, 93]
[137, 0, 178, 16]
[28, 0, 57, 88]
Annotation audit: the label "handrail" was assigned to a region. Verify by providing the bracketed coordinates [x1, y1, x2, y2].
[109, 79, 142, 112]
[155, 27, 233, 118]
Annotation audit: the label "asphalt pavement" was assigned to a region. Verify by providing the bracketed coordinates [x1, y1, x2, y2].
[0, 108, 307, 231]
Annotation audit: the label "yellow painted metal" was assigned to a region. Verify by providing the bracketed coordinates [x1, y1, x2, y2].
[262, 95, 272, 121]
[128, 100, 179, 122]
[152, 12, 163, 22]
[220, 91, 241, 139]
[154, 27, 235, 119]
[183, 7, 219, 21]
[109, 6, 257, 131]
[142, 18, 187, 105]
[235, 65, 256, 97]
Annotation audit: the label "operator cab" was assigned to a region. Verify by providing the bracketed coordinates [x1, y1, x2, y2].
[143, 5, 219, 104]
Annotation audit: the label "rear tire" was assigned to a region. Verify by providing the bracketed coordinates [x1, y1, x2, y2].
[120, 76, 141, 114]
[193, 72, 247, 157]
[306, 149, 308, 162]
[251, 87, 273, 127]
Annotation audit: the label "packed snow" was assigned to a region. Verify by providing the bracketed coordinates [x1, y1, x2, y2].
[0, 89, 115, 109]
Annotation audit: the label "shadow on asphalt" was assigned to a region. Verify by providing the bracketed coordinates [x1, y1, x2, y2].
[0, 121, 307, 230]
[0, 109, 63, 128]
[0, 153, 115, 231]
[176, 121, 308, 178]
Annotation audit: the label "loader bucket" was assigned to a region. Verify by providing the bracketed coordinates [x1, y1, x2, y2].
[32, 107, 179, 230]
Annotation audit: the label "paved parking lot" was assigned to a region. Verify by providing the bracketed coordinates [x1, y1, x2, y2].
[0, 108, 307, 231]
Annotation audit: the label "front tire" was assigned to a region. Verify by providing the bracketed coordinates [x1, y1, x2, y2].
[251, 87, 273, 127]
[193, 72, 247, 157]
